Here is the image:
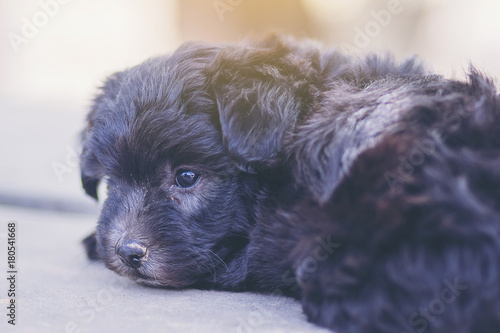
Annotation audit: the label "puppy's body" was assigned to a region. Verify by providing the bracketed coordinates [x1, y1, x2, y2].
[80, 36, 500, 332]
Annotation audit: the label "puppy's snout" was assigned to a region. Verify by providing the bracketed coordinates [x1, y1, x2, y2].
[116, 240, 148, 269]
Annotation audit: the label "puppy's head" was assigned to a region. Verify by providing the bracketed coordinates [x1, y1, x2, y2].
[80, 36, 317, 287]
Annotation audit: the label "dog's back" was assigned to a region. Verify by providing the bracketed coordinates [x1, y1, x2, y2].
[290, 62, 500, 332]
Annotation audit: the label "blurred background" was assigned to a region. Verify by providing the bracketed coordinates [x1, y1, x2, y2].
[1, 0, 500, 212]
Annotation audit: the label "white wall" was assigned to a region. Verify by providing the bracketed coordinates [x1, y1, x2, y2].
[0, 0, 180, 205]
[0, 0, 180, 108]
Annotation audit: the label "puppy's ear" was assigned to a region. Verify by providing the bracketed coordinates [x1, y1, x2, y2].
[206, 36, 318, 172]
[82, 231, 99, 260]
[80, 153, 103, 201]
[80, 73, 123, 200]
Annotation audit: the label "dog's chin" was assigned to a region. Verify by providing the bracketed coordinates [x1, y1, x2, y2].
[104, 256, 194, 289]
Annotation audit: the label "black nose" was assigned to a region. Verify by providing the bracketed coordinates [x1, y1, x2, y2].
[116, 240, 147, 268]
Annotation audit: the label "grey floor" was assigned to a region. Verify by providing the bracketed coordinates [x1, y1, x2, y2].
[0, 205, 331, 333]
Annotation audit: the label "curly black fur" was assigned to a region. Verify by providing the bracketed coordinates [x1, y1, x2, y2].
[80, 35, 500, 333]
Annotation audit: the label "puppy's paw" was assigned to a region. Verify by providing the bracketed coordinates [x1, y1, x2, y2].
[82, 231, 99, 260]
[296, 248, 375, 333]
[298, 261, 406, 333]
[296, 241, 475, 333]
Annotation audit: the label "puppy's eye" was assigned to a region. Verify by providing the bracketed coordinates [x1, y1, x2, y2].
[175, 170, 201, 188]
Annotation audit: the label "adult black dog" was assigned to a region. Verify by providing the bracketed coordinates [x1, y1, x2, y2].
[80, 35, 500, 333]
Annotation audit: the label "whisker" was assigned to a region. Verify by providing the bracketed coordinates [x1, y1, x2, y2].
[207, 250, 230, 271]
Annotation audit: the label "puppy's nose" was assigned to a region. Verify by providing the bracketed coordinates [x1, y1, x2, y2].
[116, 240, 147, 268]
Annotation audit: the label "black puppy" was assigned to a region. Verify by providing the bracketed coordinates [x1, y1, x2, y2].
[80, 35, 500, 333]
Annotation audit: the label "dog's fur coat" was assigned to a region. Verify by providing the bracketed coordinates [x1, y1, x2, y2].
[80, 36, 500, 333]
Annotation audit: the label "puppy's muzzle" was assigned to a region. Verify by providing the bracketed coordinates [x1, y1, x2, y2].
[116, 239, 148, 269]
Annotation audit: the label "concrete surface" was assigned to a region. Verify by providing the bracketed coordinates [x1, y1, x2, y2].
[0, 205, 331, 333]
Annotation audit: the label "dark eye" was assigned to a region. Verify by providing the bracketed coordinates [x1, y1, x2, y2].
[175, 170, 201, 188]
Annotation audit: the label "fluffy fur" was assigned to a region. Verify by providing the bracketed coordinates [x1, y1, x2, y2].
[80, 35, 500, 333]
